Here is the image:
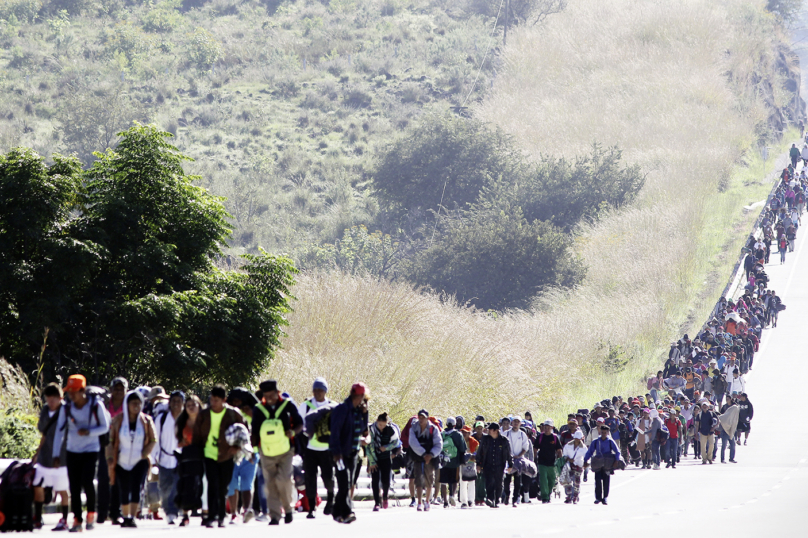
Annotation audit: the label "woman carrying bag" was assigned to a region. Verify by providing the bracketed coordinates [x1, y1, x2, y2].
[106, 391, 156, 528]
[560, 430, 587, 504]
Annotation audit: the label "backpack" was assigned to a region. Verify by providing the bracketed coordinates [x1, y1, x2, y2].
[0, 461, 36, 532]
[255, 400, 291, 457]
[656, 425, 669, 443]
[441, 430, 458, 460]
[63, 387, 108, 446]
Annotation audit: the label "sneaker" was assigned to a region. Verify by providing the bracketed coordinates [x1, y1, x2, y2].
[449, 497, 456, 507]
[602, 499, 608, 506]
[218, 520, 226, 528]
[53, 519, 69, 532]
[343, 513, 357, 524]
[409, 499, 417, 508]
[68, 521, 82, 533]
[307, 512, 315, 519]
[443, 502, 448, 509]
[594, 500, 601, 504]
[744, 440, 747, 446]
[243, 510, 254, 524]
[34, 521, 44, 531]
[512, 502, 518, 508]
[268, 519, 279, 526]
[151, 511, 163, 521]
[110, 518, 122, 526]
[382, 500, 388, 509]
[284, 513, 293, 524]
[179, 517, 190, 527]
[417, 504, 423, 512]
[373, 505, 380, 512]
[460, 503, 467, 509]
[255, 514, 268, 522]
[729, 459, 738, 463]
[424, 503, 430, 512]
[168, 515, 176, 525]
[230, 514, 238, 525]
[485, 499, 495, 508]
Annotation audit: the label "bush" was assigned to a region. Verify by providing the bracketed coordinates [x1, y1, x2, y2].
[143, 4, 183, 33]
[187, 26, 222, 68]
[0, 411, 40, 459]
[0, 0, 41, 23]
[401, 210, 585, 310]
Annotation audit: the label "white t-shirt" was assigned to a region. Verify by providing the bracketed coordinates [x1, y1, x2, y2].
[562, 442, 587, 467]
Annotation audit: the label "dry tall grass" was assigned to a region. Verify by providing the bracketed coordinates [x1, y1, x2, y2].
[0, 357, 36, 414]
[266, 0, 795, 423]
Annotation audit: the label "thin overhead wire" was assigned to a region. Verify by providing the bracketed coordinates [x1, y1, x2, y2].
[461, 0, 506, 108]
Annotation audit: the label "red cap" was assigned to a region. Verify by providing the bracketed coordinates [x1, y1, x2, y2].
[65, 374, 87, 392]
[350, 382, 368, 397]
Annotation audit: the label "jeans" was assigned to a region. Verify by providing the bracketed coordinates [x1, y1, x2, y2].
[594, 470, 610, 501]
[204, 458, 235, 523]
[158, 465, 179, 518]
[538, 464, 557, 501]
[303, 448, 334, 511]
[665, 438, 679, 466]
[651, 440, 661, 466]
[333, 451, 359, 520]
[370, 456, 392, 506]
[255, 469, 267, 514]
[66, 451, 98, 522]
[780, 249, 787, 263]
[720, 430, 736, 461]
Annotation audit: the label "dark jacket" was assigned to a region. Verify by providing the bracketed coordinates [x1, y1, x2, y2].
[329, 397, 368, 458]
[476, 434, 513, 472]
[738, 399, 754, 424]
[192, 404, 244, 462]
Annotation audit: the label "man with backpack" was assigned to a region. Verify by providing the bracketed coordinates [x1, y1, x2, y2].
[298, 377, 336, 519]
[407, 409, 443, 512]
[790, 143, 801, 168]
[252, 380, 302, 526]
[33, 382, 69, 531]
[153, 390, 185, 524]
[52, 375, 111, 533]
[438, 416, 466, 508]
[534, 420, 562, 504]
[193, 385, 245, 528]
[329, 383, 370, 523]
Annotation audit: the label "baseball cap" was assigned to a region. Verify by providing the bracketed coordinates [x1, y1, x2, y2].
[65, 375, 86, 392]
[474, 421, 484, 428]
[418, 409, 429, 417]
[350, 382, 368, 397]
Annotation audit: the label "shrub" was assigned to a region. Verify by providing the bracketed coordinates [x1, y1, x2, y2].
[143, 5, 183, 33]
[0, 0, 41, 23]
[187, 27, 222, 68]
[0, 410, 39, 459]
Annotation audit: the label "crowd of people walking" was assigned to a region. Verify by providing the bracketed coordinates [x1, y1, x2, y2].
[4, 150, 798, 532]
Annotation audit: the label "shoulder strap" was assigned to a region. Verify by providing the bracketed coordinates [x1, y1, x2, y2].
[256, 403, 269, 419]
[159, 410, 170, 430]
[275, 399, 289, 418]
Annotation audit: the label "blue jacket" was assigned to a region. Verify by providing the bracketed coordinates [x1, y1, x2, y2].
[584, 437, 622, 463]
[328, 397, 368, 458]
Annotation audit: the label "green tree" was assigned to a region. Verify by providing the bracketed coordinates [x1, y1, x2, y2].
[401, 209, 585, 311]
[372, 114, 524, 221]
[0, 125, 297, 388]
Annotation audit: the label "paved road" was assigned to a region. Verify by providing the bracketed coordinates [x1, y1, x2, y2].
[41, 214, 807, 536]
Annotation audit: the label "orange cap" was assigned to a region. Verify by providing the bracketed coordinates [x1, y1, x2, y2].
[65, 374, 87, 392]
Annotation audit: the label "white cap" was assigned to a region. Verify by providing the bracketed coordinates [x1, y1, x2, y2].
[572, 430, 584, 439]
[543, 419, 554, 427]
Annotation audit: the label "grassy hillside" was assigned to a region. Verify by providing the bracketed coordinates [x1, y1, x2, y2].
[268, 0, 803, 422]
[0, 0, 498, 252]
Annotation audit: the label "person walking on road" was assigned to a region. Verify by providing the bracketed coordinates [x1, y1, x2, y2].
[367, 412, 401, 511]
[534, 420, 562, 504]
[193, 385, 245, 528]
[32, 383, 70, 531]
[561, 430, 586, 504]
[174, 395, 203, 527]
[584, 425, 622, 505]
[663, 410, 680, 469]
[98, 377, 127, 526]
[153, 390, 184, 525]
[298, 377, 336, 519]
[106, 391, 156, 528]
[790, 143, 801, 168]
[697, 402, 718, 465]
[736, 393, 754, 446]
[52, 375, 111, 533]
[252, 380, 301, 525]
[439, 416, 466, 508]
[476, 422, 512, 508]
[329, 383, 370, 524]
[718, 400, 739, 463]
[458, 426, 478, 509]
[407, 409, 442, 512]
